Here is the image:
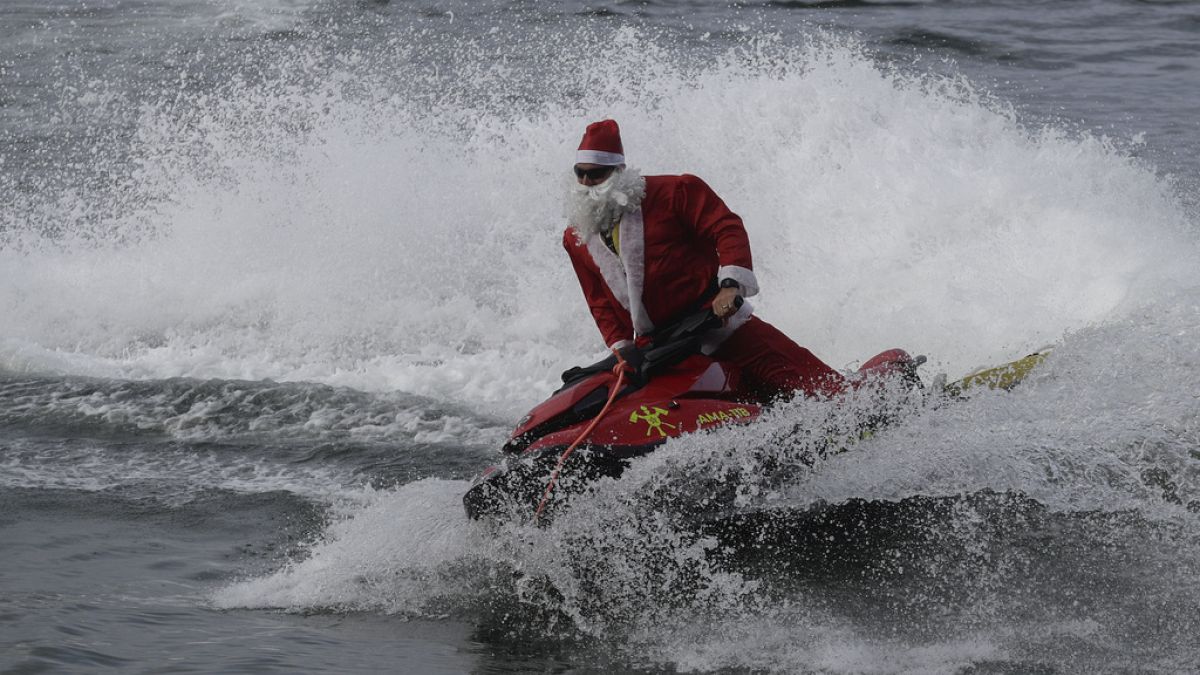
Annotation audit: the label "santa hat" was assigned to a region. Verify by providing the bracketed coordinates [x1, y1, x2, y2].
[576, 119, 625, 165]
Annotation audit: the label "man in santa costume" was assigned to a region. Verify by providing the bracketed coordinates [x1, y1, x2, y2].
[563, 119, 848, 400]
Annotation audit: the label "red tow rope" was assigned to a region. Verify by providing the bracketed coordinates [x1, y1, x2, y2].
[533, 347, 631, 523]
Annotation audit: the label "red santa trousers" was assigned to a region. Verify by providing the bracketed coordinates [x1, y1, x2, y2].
[711, 316, 847, 401]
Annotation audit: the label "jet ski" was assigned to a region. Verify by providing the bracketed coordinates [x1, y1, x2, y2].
[463, 301, 928, 522]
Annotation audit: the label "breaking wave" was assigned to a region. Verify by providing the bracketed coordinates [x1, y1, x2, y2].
[3, 27, 1195, 418]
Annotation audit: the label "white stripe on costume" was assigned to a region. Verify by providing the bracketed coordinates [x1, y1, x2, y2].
[585, 232, 629, 310]
[620, 209, 655, 336]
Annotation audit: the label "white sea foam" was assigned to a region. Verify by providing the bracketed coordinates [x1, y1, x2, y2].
[0, 375, 507, 446]
[206, 299, 1200, 670]
[212, 479, 483, 613]
[0, 439, 359, 503]
[2, 30, 1194, 420]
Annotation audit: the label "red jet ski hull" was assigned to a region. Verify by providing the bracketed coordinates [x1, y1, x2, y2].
[463, 349, 918, 521]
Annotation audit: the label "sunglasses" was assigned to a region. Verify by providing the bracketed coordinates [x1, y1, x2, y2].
[573, 165, 617, 180]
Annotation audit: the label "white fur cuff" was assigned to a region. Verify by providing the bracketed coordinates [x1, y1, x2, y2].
[717, 265, 759, 298]
[609, 339, 634, 350]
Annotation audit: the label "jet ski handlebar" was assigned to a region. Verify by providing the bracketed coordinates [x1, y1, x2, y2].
[559, 297, 742, 387]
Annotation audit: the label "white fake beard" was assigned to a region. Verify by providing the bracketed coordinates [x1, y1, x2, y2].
[563, 168, 646, 238]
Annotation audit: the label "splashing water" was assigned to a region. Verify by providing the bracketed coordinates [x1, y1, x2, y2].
[5, 21, 1200, 673]
[4, 29, 1195, 415]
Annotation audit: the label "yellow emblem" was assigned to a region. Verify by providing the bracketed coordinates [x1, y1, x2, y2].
[695, 407, 752, 427]
[629, 405, 677, 438]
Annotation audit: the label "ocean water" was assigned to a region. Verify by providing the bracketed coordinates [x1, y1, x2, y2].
[2, 1, 1199, 672]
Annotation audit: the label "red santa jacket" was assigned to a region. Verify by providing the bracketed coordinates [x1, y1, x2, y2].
[563, 174, 760, 351]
